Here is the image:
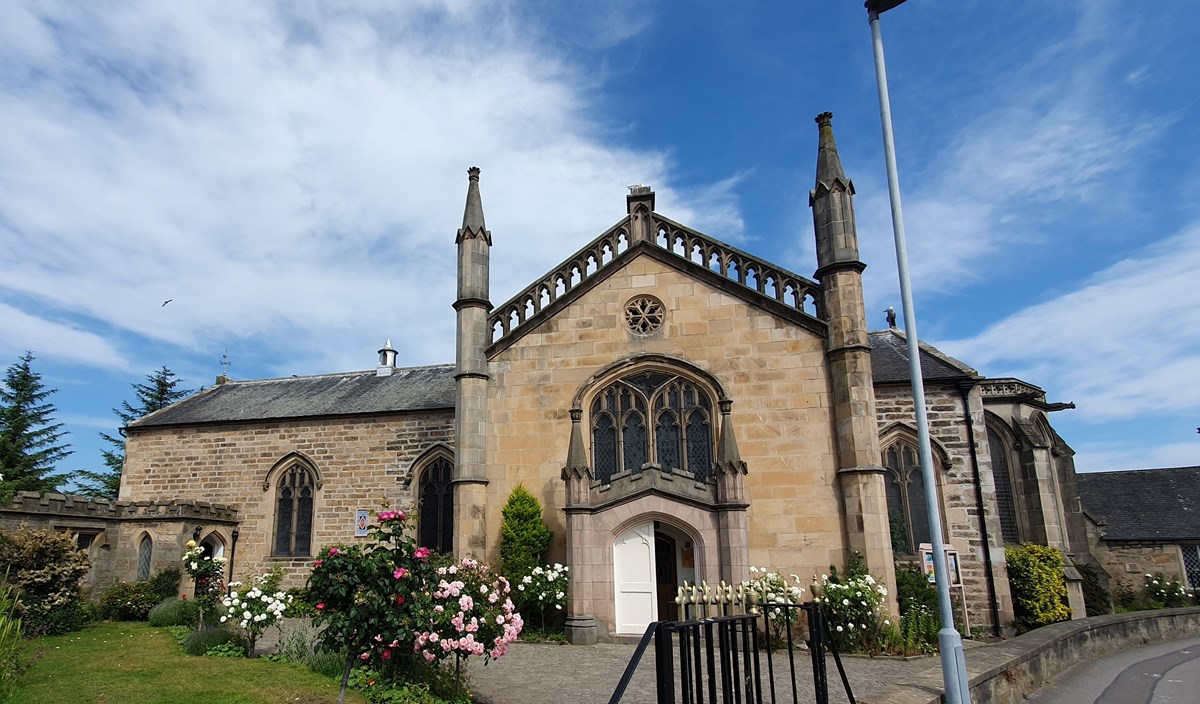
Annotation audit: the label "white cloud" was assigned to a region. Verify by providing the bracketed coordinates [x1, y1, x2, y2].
[1075, 440, 1200, 473]
[0, 303, 127, 370]
[855, 4, 1157, 309]
[0, 1, 737, 376]
[940, 223, 1200, 421]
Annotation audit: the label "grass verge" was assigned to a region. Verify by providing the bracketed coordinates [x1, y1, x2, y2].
[14, 621, 366, 704]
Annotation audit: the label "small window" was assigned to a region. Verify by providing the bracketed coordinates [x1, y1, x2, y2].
[274, 464, 316, 556]
[418, 457, 454, 554]
[137, 535, 153, 581]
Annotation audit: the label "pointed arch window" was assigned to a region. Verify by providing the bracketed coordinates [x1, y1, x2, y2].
[137, 535, 153, 581]
[883, 441, 936, 555]
[418, 456, 454, 554]
[590, 371, 714, 484]
[987, 426, 1022, 544]
[273, 464, 315, 556]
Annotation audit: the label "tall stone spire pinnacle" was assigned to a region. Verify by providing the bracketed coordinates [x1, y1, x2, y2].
[456, 166, 491, 245]
[813, 112, 852, 192]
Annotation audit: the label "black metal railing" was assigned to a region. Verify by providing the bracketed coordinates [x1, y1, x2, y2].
[609, 602, 855, 704]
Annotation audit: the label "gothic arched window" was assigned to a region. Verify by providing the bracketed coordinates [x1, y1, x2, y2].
[273, 464, 315, 556]
[137, 535, 152, 581]
[590, 371, 714, 484]
[418, 456, 454, 554]
[987, 425, 1022, 544]
[883, 441, 935, 555]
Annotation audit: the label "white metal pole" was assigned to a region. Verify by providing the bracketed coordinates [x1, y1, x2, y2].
[867, 8, 972, 704]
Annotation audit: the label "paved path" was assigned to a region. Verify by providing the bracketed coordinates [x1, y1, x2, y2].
[262, 619, 943, 703]
[1026, 636, 1200, 704]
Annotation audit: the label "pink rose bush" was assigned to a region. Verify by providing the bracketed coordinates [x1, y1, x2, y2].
[414, 557, 523, 662]
[306, 507, 522, 701]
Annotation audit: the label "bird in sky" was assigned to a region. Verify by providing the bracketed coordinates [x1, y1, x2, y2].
[162, 299, 172, 307]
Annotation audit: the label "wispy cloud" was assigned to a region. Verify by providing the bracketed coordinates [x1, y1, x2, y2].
[855, 4, 1158, 307]
[940, 223, 1200, 421]
[0, 1, 735, 376]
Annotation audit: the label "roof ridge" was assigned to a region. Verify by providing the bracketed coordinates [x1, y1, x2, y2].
[221, 362, 455, 386]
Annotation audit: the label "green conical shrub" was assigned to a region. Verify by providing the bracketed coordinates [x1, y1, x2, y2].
[498, 484, 553, 581]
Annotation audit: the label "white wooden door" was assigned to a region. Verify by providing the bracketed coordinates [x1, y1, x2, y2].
[613, 522, 656, 634]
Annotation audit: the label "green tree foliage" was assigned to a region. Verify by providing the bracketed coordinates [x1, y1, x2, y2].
[0, 352, 71, 503]
[0, 527, 91, 636]
[1005, 543, 1071, 632]
[498, 484, 553, 581]
[75, 366, 193, 499]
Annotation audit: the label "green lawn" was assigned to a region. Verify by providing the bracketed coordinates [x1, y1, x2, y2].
[14, 622, 365, 704]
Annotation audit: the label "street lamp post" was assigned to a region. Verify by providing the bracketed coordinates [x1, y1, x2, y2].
[864, 2, 972, 703]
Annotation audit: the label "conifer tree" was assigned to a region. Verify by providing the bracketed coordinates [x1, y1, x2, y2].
[498, 484, 553, 581]
[74, 366, 192, 500]
[0, 352, 71, 501]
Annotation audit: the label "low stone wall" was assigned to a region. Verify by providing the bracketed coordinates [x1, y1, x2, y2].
[870, 607, 1200, 704]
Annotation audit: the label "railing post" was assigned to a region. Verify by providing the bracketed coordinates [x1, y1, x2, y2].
[656, 622, 676, 704]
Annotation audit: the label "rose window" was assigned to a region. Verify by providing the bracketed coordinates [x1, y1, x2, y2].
[625, 296, 665, 335]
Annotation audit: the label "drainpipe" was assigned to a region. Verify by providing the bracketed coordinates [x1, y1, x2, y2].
[227, 527, 240, 595]
[957, 380, 1001, 637]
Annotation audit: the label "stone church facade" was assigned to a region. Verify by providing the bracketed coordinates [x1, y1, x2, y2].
[9, 114, 1095, 642]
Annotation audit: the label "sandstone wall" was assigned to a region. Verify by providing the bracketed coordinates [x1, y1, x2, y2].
[485, 252, 844, 590]
[122, 411, 453, 587]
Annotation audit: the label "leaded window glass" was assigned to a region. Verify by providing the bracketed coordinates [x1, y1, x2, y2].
[137, 535, 152, 581]
[589, 372, 715, 482]
[987, 426, 1022, 544]
[419, 457, 454, 554]
[883, 441, 935, 554]
[593, 415, 618, 484]
[1182, 545, 1200, 590]
[274, 464, 316, 556]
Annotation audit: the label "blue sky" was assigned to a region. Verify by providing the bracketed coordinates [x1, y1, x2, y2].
[1, 0, 1197, 483]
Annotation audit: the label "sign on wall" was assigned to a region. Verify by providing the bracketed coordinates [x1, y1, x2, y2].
[919, 543, 963, 586]
[355, 509, 370, 537]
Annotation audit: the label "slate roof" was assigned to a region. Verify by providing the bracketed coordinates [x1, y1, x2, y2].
[1077, 467, 1200, 541]
[868, 329, 976, 385]
[127, 364, 456, 429]
[129, 331, 976, 429]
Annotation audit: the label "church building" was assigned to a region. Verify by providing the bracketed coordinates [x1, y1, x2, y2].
[96, 114, 1092, 642]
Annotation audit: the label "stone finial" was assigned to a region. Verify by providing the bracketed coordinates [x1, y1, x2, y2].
[815, 111, 833, 127]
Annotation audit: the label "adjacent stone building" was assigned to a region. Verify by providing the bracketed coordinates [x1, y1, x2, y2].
[1078, 466, 1200, 595]
[7, 114, 1097, 641]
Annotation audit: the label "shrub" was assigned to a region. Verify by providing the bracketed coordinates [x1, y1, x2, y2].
[1005, 543, 1070, 632]
[513, 563, 569, 635]
[898, 604, 939, 654]
[1076, 561, 1111, 616]
[895, 565, 938, 616]
[98, 581, 159, 621]
[498, 485, 552, 582]
[182, 626, 243, 656]
[148, 596, 200, 627]
[0, 527, 90, 636]
[144, 568, 183, 603]
[0, 582, 29, 701]
[815, 571, 888, 653]
[220, 573, 292, 656]
[1143, 572, 1194, 608]
[283, 586, 317, 618]
[308, 507, 522, 703]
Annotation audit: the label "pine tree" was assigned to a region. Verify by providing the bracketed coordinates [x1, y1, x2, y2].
[498, 484, 553, 581]
[74, 366, 193, 500]
[0, 352, 71, 502]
